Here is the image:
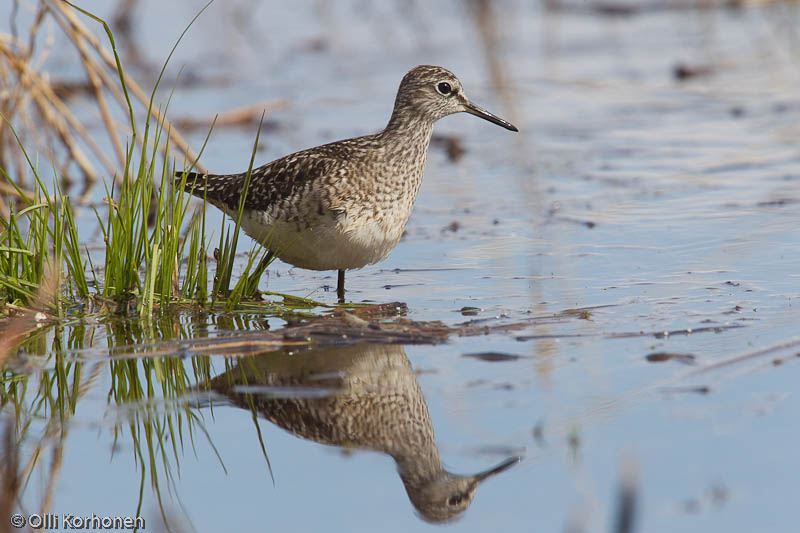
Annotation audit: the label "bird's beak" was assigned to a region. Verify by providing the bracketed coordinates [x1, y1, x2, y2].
[472, 456, 522, 482]
[463, 101, 518, 132]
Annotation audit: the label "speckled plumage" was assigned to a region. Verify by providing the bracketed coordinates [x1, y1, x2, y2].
[175, 65, 517, 297]
[208, 343, 520, 523]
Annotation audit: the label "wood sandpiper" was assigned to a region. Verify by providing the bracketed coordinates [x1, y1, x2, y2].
[176, 65, 518, 300]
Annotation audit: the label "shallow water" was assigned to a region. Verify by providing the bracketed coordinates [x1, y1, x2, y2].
[3, 1, 800, 532]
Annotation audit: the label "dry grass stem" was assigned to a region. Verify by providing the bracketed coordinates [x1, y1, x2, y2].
[0, 0, 209, 205]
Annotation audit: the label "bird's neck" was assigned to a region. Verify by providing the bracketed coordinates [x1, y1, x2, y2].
[382, 110, 435, 153]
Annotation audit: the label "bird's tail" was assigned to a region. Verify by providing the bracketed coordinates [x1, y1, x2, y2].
[174, 170, 206, 195]
[174, 170, 243, 210]
[174, 170, 203, 194]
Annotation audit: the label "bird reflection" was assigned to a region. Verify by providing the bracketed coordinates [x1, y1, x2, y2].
[207, 343, 519, 523]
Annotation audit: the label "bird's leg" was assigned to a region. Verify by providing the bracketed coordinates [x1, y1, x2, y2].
[337, 269, 345, 302]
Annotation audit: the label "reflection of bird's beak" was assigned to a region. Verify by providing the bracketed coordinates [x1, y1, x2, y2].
[473, 456, 522, 482]
[463, 101, 518, 132]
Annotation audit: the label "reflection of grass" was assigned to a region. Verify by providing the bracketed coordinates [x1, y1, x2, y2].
[1, 316, 237, 531]
[1, 323, 91, 522]
[105, 323, 219, 526]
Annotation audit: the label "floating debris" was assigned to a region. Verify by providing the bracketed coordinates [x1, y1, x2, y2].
[673, 62, 715, 81]
[659, 386, 710, 395]
[463, 352, 523, 363]
[442, 220, 461, 233]
[645, 352, 696, 365]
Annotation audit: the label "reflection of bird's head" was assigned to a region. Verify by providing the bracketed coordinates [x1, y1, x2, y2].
[405, 457, 521, 523]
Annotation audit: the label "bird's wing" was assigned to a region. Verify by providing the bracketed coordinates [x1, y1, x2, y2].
[175, 148, 342, 212]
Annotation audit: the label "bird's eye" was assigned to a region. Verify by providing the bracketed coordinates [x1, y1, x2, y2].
[436, 82, 452, 95]
[447, 494, 463, 506]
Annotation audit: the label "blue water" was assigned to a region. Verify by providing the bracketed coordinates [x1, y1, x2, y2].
[3, 1, 800, 532]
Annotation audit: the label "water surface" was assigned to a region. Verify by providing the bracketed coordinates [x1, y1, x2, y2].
[3, 1, 800, 532]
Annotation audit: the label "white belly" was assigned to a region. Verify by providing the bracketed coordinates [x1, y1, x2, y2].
[237, 207, 405, 271]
